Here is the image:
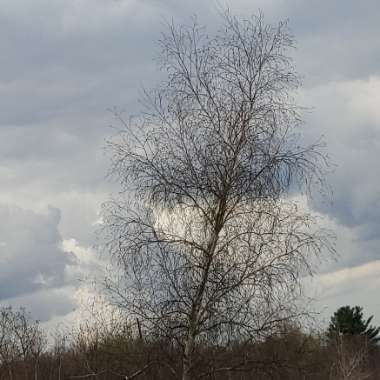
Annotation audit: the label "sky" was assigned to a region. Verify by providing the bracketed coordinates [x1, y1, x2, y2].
[0, 0, 380, 331]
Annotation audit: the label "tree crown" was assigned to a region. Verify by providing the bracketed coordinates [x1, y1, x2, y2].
[103, 13, 334, 368]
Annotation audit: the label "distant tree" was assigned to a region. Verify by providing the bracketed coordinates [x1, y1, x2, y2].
[328, 306, 380, 345]
[0, 306, 46, 380]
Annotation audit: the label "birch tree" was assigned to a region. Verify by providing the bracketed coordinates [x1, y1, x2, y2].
[103, 11, 333, 380]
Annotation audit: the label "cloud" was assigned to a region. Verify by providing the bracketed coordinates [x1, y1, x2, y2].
[0, 204, 106, 322]
[6, 287, 77, 322]
[0, 205, 73, 300]
[307, 259, 380, 327]
[300, 77, 380, 250]
[0, 0, 379, 328]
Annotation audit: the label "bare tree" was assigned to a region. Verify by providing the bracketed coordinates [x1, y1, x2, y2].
[52, 331, 68, 380]
[0, 306, 46, 380]
[102, 11, 333, 380]
[330, 335, 372, 380]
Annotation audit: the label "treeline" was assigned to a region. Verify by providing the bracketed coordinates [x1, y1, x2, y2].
[0, 305, 379, 380]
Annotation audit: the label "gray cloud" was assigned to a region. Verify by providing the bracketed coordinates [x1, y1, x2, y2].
[0, 0, 380, 323]
[300, 78, 380, 260]
[6, 287, 77, 322]
[0, 205, 73, 299]
[0, 204, 105, 321]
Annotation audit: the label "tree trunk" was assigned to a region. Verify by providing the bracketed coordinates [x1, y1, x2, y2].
[58, 355, 62, 380]
[182, 333, 195, 380]
[34, 358, 38, 380]
[8, 365, 13, 380]
[182, 206, 225, 380]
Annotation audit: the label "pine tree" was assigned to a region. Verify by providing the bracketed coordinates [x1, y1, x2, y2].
[328, 305, 380, 344]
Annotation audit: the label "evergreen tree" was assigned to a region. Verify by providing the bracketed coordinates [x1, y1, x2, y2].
[328, 305, 380, 344]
